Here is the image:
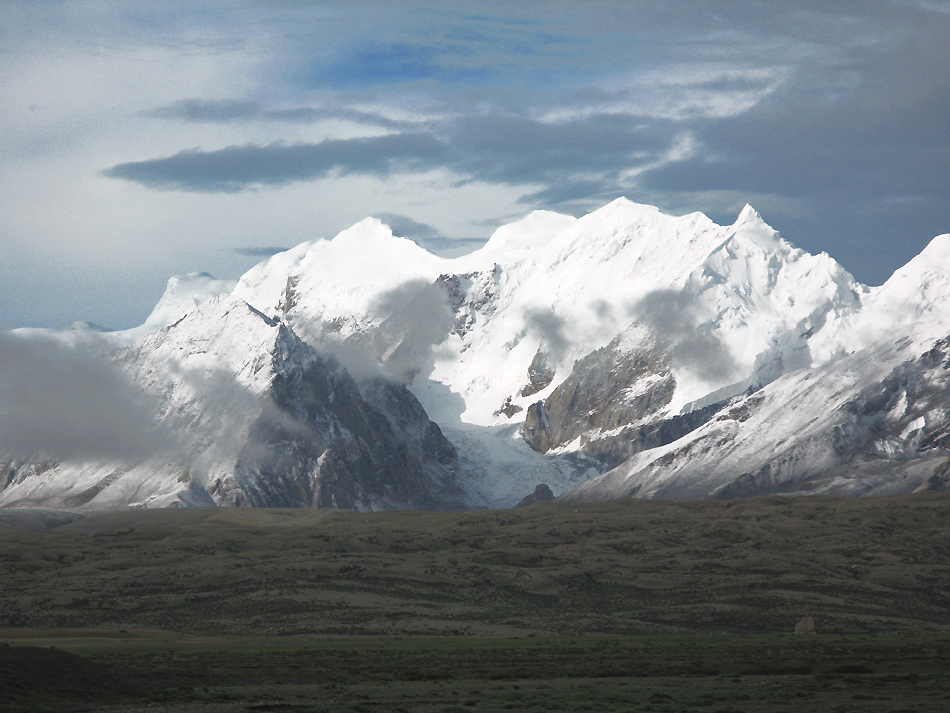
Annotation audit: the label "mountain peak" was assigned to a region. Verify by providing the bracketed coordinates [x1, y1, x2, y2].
[919, 232, 950, 262]
[113, 271, 236, 344]
[332, 217, 396, 244]
[595, 196, 662, 221]
[474, 209, 576, 258]
[735, 203, 763, 225]
[864, 232, 950, 335]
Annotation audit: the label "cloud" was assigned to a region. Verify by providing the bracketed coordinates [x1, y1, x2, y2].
[410, 236, 487, 257]
[630, 290, 737, 382]
[523, 308, 570, 365]
[8, 0, 950, 337]
[374, 213, 440, 239]
[374, 213, 487, 255]
[104, 112, 673, 206]
[149, 99, 262, 122]
[233, 246, 290, 257]
[102, 133, 448, 192]
[305, 279, 456, 385]
[371, 280, 456, 384]
[0, 332, 171, 462]
[147, 98, 419, 130]
[449, 113, 671, 187]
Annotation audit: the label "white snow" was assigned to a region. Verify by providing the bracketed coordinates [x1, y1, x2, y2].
[114, 271, 237, 344]
[0, 295, 292, 510]
[6, 199, 950, 510]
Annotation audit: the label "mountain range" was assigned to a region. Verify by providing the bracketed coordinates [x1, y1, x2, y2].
[2, 198, 949, 510]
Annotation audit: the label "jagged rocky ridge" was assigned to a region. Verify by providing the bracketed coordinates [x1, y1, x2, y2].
[561, 335, 950, 502]
[2, 199, 950, 509]
[0, 296, 465, 510]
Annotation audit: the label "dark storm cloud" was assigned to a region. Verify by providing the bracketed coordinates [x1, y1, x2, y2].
[630, 290, 737, 382]
[0, 333, 170, 461]
[102, 133, 448, 192]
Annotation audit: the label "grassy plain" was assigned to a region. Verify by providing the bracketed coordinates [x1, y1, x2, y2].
[2, 493, 950, 711]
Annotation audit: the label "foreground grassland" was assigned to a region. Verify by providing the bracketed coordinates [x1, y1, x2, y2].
[2, 494, 950, 636]
[2, 630, 949, 712]
[2, 494, 950, 710]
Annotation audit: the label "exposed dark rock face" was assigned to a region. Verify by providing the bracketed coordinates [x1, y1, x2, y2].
[523, 335, 684, 462]
[436, 268, 499, 338]
[515, 483, 555, 508]
[580, 399, 732, 471]
[845, 336, 950, 454]
[0, 458, 58, 492]
[926, 460, 950, 491]
[225, 326, 466, 510]
[521, 348, 555, 397]
[584, 334, 950, 502]
[0, 297, 467, 512]
[359, 377, 465, 505]
[496, 395, 524, 419]
[523, 402, 554, 453]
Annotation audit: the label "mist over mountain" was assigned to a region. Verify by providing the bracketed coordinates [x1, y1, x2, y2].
[2, 198, 949, 510]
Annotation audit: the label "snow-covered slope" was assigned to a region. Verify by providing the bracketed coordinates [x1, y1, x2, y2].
[230, 199, 864, 430]
[845, 234, 950, 350]
[4, 199, 949, 510]
[0, 295, 466, 510]
[116, 271, 236, 343]
[558, 230, 950, 502]
[561, 332, 950, 502]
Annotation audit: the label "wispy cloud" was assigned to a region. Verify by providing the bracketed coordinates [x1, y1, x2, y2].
[104, 112, 674, 204]
[232, 246, 289, 257]
[629, 289, 737, 382]
[102, 133, 448, 192]
[374, 213, 440, 239]
[147, 99, 420, 130]
[4, 0, 950, 330]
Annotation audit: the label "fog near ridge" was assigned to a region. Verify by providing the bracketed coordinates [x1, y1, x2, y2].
[0, 332, 172, 462]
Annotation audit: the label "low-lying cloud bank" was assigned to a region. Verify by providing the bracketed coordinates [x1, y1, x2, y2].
[0, 333, 170, 462]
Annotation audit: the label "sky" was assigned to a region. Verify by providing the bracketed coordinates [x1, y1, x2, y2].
[1, 0, 948, 331]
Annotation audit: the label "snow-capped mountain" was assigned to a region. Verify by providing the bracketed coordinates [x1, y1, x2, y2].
[560, 332, 950, 502]
[0, 295, 465, 510]
[117, 271, 237, 343]
[2, 198, 948, 510]
[560, 233, 950, 501]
